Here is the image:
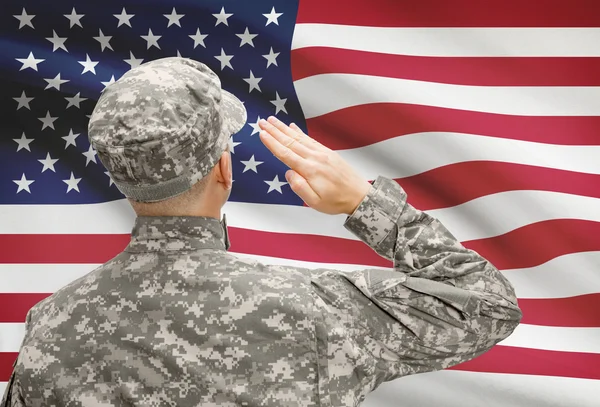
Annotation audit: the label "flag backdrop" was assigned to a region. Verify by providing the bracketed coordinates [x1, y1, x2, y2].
[1, 1, 599, 406]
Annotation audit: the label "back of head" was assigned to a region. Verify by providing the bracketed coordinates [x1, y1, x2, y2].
[88, 57, 246, 204]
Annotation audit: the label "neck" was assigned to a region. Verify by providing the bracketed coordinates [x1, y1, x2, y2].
[134, 206, 221, 219]
[131, 199, 223, 220]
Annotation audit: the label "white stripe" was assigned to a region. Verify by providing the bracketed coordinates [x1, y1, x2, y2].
[291, 25, 600, 57]
[0, 200, 356, 239]
[0, 323, 24, 353]
[2, 190, 599, 242]
[502, 252, 600, 299]
[1, 321, 597, 354]
[337, 132, 600, 180]
[1, 251, 599, 300]
[294, 74, 600, 118]
[0, 199, 137, 234]
[0, 371, 597, 407]
[362, 370, 600, 407]
[499, 324, 600, 353]
[427, 190, 600, 242]
[0, 264, 102, 293]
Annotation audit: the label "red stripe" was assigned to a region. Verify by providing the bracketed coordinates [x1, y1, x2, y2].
[3, 291, 597, 327]
[463, 220, 600, 270]
[398, 162, 600, 211]
[0, 231, 389, 267]
[305, 103, 600, 150]
[1, 221, 598, 273]
[0, 293, 50, 323]
[292, 48, 600, 86]
[0, 234, 130, 264]
[1, 345, 598, 381]
[519, 294, 600, 328]
[0, 353, 17, 382]
[296, 0, 600, 27]
[450, 345, 600, 380]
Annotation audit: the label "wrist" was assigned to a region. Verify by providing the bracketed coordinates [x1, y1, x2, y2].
[345, 181, 373, 215]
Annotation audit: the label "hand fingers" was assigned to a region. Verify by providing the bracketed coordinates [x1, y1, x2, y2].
[267, 117, 329, 152]
[289, 123, 329, 152]
[259, 119, 313, 158]
[269, 117, 317, 149]
[259, 130, 307, 172]
[285, 170, 320, 207]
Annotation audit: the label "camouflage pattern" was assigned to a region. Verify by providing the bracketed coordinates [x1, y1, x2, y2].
[88, 57, 247, 203]
[2, 176, 522, 407]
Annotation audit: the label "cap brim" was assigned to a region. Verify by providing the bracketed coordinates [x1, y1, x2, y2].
[221, 90, 247, 136]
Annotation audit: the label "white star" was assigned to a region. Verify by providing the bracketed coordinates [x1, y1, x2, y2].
[65, 92, 87, 109]
[104, 171, 115, 187]
[189, 28, 208, 48]
[13, 133, 34, 152]
[263, 7, 283, 26]
[45, 30, 68, 52]
[38, 153, 59, 173]
[228, 136, 241, 154]
[249, 116, 262, 135]
[62, 129, 80, 148]
[93, 29, 113, 51]
[176, 50, 183, 58]
[124, 51, 144, 69]
[78, 54, 98, 74]
[164, 8, 184, 27]
[243, 71, 262, 93]
[101, 75, 116, 89]
[15, 52, 44, 71]
[114, 8, 134, 27]
[212, 7, 232, 26]
[64, 8, 84, 28]
[14, 8, 35, 29]
[44, 73, 70, 91]
[240, 155, 264, 173]
[214, 48, 233, 70]
[270, 92, 288, 114]
[264, 175, 287, 193]
[141, 28, 161, 49]
[13, 174, 34, 194]
[236, 27, 257, 47]
[82, 145, 97, 166]
[262, 47, 280, 68]
[13, 91, 34, 110]
[38, 111, 58, 130]
[63, 172, 82, 193]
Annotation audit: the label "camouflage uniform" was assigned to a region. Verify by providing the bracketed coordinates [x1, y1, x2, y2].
[2, 58, 522, 407]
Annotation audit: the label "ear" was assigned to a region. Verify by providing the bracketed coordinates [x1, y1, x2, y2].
[215, 151, 233, 190]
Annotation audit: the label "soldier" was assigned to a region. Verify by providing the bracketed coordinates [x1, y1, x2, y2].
[2, 57, 522, 407]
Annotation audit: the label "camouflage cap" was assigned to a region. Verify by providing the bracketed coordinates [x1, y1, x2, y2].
[88, 57, 247, 202]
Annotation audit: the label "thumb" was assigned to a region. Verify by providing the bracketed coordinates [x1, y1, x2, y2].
[285, 170, 320, 207]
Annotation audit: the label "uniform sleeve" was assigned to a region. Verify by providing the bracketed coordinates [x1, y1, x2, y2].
[306, 176, 522, 405]
[0, 373, 25, 407]
[1, 314, 29, 407]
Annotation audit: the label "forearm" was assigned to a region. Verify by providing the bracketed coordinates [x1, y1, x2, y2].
[344, 176, 522, 338]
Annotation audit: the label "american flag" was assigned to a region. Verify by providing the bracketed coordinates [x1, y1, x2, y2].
[1, 0, 599, 405]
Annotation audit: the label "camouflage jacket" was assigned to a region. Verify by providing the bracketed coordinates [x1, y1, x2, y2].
[2, 176, 522, 407]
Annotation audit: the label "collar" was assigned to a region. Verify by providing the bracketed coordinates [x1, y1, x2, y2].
[126, 214, 231, 253]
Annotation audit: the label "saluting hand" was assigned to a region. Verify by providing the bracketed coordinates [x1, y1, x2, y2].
[258, 117, 372, 215]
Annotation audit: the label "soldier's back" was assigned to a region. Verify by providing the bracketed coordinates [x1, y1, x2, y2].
[13, 235, 321, 407]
